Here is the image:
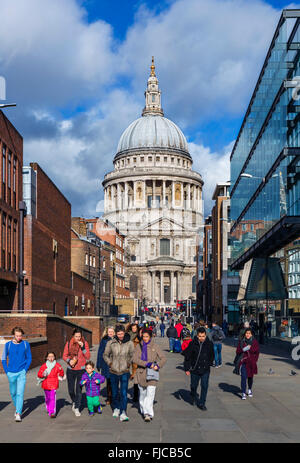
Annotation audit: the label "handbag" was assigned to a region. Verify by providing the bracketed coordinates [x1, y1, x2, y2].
[233, 341, 243, 375]
[146, 366, 159, 381]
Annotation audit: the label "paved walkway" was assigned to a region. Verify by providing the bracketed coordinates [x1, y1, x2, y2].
[1, 336, 300, 443]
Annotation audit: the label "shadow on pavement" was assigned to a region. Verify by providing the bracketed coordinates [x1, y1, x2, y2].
[218, 382, 241, 398]
[171, 389, 193, 405]
[22, 395, 45, 418]
[0, 401, 10, 412]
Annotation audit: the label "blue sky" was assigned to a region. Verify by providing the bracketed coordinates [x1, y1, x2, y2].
[0, 0, 298, 216]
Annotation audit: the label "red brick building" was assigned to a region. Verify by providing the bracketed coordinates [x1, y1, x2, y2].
[23, 163, 73, 315]
[0, 110, 23, 311]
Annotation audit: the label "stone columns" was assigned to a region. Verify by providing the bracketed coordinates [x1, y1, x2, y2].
[171, 271, 175, 304]
[152, 179, 156, 207]
[181, 182, 184, 208]
[124, 182, 128, 209]
[172, 181, 175, 208]
[163, 179, 166, 206]
[160, 271, 164, 304]
[117, 183, 121, 209]
[187, 183, 191, 209]
[152, 271, 155, 303]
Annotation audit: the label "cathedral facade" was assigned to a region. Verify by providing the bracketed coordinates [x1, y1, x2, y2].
[102, 59, 203, 309]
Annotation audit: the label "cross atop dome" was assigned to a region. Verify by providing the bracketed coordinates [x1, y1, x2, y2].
[142, 56, 164, 117]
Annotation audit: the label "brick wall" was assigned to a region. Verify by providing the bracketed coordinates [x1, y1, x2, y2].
[0, 314, 92, 373]
[64, 316, 104, 345]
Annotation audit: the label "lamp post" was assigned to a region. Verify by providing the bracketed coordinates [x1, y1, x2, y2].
[18, 201, 27, 312]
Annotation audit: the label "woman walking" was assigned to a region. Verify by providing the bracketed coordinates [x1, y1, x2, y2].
[63, 329, 90, 416]
[96, 326, 115, 405]
[103, 325, 134, 422]
[126, 323, 140, 403]
[133, 329, 166, 422]
[236, 328, 259, 400]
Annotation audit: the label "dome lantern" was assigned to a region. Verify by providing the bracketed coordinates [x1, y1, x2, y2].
[142, 56, 164, 117]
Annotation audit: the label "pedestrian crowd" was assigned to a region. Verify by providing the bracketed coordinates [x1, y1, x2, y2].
[1, 316, 262, 423]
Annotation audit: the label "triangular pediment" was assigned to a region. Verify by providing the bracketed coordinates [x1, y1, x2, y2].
[140, 217, 187, 232]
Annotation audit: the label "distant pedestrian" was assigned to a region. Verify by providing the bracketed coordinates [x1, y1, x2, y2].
[1, 327, 32, 422]
[160, 322, 166, 337]
[182, 327, 214, 410]
[103, 325, 134, 422]
[222, 320, 228, 337]
[63, 329, 90, 417]
[133, 329, 166, 422]
[181, 330, 192, 351]
[210, 322, 225, 368]
[96, 326, 115, 405]
[37, 351, 65, 418]
[126, 323, 140, 403]
[236, 328, 259, 400]
[267, 321, 272, 338]
[166, 321, 178, 352]
[175, 320, 184, 339]
[80, 361, 105, 416]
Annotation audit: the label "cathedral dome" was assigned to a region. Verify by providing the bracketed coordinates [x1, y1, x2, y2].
[116, 114, 190, 156]
[115, 57, 190, 158]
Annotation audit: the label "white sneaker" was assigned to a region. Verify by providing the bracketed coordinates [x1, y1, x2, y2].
[242, 393, 247, 400]
[15, 413, 22, 422]
[74, 408, 81, 417]
[112, 408, 120, 418]
[120, 412, 129, 422]
[72, 403, 76, 412]
[248, 389, 253, 397]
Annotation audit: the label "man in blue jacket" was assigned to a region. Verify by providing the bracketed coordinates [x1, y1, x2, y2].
[1, 327, 32, 422]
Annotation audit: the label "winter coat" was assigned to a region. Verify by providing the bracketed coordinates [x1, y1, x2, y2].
[103, 333, 134, 376]
[236, 338, 259, 378]
[175, 322, 184, 338]
[131, 335, 141, 379]
[96, 336, 114, 378]
[166, 326, 178, 338]
[182, 337, 214, 375]
[132, 339, 167, 387]
[210, 325, 226, 344]
[37, 362, 64, 390]
[80, 371, 105, 397]
[63, 339, 90, 371]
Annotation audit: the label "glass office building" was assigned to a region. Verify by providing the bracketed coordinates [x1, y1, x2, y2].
[230, 10, 300, 334]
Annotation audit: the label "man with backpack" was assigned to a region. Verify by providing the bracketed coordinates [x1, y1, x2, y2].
[166, 321, 178, 352]
[210, 322, 226, 368]
[1, 327, 32, 422]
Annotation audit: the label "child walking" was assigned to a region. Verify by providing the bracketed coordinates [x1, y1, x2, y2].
[37, 352, 65, 418]
[80, 361, 105, 416]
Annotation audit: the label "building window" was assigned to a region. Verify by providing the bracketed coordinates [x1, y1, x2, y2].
[160, 238, 170, 256]
[85, 253, 89, 265]
[2, 213, 6, 269]
[2, 144, 6, 201]
[7, 217, 11, 271]
[13, 157, 17, 208]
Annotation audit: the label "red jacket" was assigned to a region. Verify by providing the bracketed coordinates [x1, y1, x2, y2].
[236, 339, 259, 377]
[175, 323, 183, 338]
[37, 362, 64, 390]
[63, 340, 90, 371]
[181, 339, 192, 351]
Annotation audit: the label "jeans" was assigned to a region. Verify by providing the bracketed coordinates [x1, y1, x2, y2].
[190, 371, 210, 406]
[138, 385, 156, 417]
[67, 368, 83, 410]
[213, 344, 222, 366]
[7, 369, 27, 415]
[169, 337, 175, 351]
[241, 364, 253, 394]
[160, 329, 165, 337]
[110, 372, 130, 414]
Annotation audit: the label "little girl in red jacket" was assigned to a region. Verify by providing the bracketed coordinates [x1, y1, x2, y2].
[37, 352, 65, 418]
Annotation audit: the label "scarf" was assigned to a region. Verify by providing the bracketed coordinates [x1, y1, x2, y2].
[37, 360, 57, 386]
[141, 340, 151, 361]
[68, 337, 85, 359]
[244, 336, 253, 346]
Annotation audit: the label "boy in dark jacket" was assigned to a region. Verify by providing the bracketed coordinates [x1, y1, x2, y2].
[182, 327, 214, 410]
[166, 322, 178, 352]
[80, 361, 105, 416]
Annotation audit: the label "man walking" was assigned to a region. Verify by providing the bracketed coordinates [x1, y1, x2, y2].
[210, 322, 225, 368]
[182, 327, 214, 410]
[1, 327, 32, 422]
[166, 321, 178, 352]
[160, 321, 166, 337]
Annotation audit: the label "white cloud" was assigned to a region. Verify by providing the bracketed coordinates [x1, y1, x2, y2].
[190, 140, 234, 216]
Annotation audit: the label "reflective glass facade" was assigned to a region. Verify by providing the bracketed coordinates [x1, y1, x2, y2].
[230, 11, 300, 264]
